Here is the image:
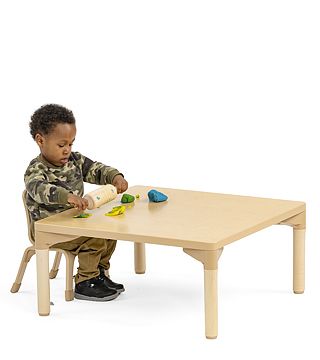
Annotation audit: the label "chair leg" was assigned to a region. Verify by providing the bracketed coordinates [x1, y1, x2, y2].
[11, 246, 35, 293]
[49, 251, 62, 279]
[63, 251, 76, 301]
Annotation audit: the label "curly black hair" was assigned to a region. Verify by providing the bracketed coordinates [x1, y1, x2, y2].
[29, 104, 76, 139]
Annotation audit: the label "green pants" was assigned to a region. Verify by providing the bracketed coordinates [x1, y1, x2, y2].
[54, 237, 117, 284]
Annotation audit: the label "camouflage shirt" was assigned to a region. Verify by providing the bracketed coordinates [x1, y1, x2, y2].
[24, 151, 123, 226]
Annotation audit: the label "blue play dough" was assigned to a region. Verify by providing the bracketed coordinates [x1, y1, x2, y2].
[148, 189, 168, 202]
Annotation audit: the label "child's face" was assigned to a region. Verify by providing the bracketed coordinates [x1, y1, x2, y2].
[35, 123, 76, 167]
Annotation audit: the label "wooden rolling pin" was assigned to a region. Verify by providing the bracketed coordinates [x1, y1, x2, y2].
[84, 184, 117, 209]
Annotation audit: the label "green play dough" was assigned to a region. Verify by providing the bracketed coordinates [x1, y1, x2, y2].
[73, 213, 92, 218]
[121, 194, 135, 203]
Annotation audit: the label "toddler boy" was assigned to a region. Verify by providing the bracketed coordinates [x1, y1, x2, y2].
[25, 104, 128, 301]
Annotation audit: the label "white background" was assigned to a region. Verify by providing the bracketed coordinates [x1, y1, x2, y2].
[0, 0, 319, 359]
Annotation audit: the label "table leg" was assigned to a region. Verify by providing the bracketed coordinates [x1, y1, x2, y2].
[36, 249, 50, 316]
[204, 269, 218, 339]
[280, 211, 306, 294]
[134, 242, 146, 274]
[183, 248, 222, 339]
[293, 228, 305, 294]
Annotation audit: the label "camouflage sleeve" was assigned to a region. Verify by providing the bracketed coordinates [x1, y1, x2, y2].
[77, 153, 123, 185]
[24, 163, 70, 205]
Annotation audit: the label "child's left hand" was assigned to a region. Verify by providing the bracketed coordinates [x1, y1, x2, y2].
[112, 174, 128, 194]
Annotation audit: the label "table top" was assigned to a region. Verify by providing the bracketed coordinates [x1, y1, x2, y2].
[35, 185, 305, 250]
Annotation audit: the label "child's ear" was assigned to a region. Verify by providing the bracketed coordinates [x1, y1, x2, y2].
[35, 133, 44, 147]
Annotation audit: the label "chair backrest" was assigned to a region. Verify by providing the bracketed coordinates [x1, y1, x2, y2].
[22, 190, 34, 244]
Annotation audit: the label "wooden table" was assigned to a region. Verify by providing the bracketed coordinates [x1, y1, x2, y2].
[35, 185, 306, 339]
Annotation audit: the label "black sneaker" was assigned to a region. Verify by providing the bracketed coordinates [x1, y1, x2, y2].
[75, 276, 119, 301]
[99, 267, 125, 293]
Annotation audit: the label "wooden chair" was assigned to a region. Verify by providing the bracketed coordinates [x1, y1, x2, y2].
[10, 190, 76, 301]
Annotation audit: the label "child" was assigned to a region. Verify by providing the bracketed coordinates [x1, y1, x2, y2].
[25, 104, 128, 301]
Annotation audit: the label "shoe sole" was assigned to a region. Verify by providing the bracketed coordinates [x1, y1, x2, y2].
[74, 292, 120, 302]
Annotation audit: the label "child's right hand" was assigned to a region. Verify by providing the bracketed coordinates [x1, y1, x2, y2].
[67, 193, 89, 211]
